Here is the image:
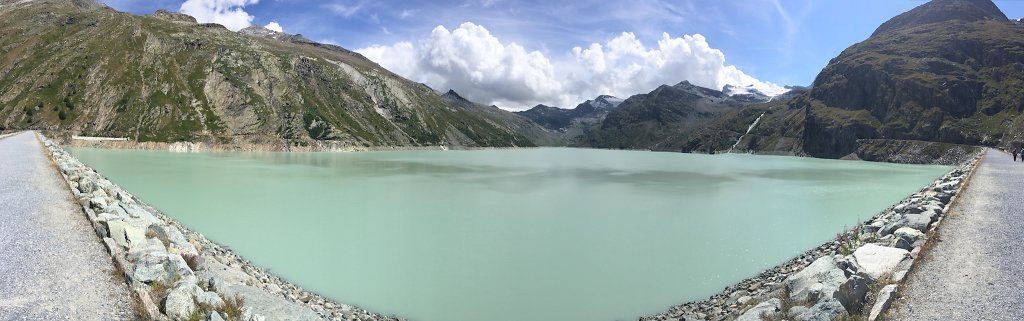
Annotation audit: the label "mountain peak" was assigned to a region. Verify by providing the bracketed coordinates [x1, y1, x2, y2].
[239, 25, 284, 38]
[587, 95, 624, 110]
[150, 9, 197, 23]
[666, 81, 726, 99]
[872, 0, 1008, 36]
[442, 89, 467, 101]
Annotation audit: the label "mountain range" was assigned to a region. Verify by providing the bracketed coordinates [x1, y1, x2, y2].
[1, 0, 1020, 164]
[682, 0, 1024, 162]
[0, 0, 535, 148]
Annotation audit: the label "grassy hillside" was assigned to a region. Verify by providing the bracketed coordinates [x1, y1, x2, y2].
[0, 0, 535, 148]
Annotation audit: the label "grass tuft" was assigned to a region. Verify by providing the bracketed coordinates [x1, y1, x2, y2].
[219, 293, 245, 321]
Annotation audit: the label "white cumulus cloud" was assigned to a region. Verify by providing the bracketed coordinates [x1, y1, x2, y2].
[360, 22, 567, 109]
[179, 0, 258, 32]
[358, 22, 786, 110]
[265, 21, 283, 33]
[568, 32, 788, 103]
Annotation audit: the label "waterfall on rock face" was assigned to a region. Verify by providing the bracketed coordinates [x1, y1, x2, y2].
[727, 112, 767, 153]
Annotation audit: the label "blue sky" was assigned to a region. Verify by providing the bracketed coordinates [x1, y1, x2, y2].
[100, 0, 1024, 108]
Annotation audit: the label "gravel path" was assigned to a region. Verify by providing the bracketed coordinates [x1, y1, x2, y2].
[0, 132, 134, 320]
[891, 148, 1024, 320]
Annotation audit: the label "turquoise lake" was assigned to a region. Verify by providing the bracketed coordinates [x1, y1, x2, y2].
[68, 148, 949, 321]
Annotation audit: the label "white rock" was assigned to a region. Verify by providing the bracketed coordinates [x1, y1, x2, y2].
[167, 254, 197, 284]
[196, 290, 225, 308]
[133, 252, 174, 284]
[736, 298, 782, 321]
[853, 244, 910, 279]
[784, 256, 846, 303]
[794, 298, 848, 321]
[89, 196, 107, 210]
[150, 225, 199, 257]
[78, 176, 96, 193]
[107, 219, 146, 248]
[738, 295, 753, 305]
[123, 204, 160, 224]
[868, 284, 898, 321]
[96, 212, 120, 222]
[164, 284, 198, 320]
[225, 285, 326, 321]
[893, 227, 926, 251]
[267, 283, 282, 293]
[127, 238, 167, 262]
[106, 220, 130, 248]
[197, 259, 256, 292]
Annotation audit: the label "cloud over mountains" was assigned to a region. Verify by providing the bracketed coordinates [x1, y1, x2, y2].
[359, 22, 786, 109]
[179, 0, 258, 31]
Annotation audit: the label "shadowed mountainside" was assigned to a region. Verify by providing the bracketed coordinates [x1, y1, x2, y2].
[683, 0, 1020, 162]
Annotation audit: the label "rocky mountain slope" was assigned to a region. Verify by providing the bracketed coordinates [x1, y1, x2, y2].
[578, 81, 771, 151]
[439, 90, 561, 146]
[0, 0, 535, 148]
[689, 0, 1022, 161]
[511, 95, 623, 145]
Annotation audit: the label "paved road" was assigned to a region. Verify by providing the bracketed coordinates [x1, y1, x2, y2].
[891, 148, 1024, 320]
[0, 132, 134, 320]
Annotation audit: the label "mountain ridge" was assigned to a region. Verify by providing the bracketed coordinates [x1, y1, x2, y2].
[0, 0, 536, 148]
[679, 0, 1019, 163]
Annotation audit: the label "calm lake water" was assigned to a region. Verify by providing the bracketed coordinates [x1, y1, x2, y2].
[69, 148, 949, 321]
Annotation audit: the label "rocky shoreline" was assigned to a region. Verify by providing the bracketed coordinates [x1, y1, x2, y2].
[642, 150, 984, 321]
[40, 133, 403, 321]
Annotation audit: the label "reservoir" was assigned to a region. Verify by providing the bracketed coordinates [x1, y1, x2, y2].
[68, 148, 949, 321]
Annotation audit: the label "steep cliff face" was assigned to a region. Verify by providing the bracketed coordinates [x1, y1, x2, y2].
[797, 0, 1024, 158]
[0, 0, 534, 147]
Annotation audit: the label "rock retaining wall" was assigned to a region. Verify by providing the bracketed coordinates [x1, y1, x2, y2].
[642, 151, 984, 321]
[40, 134, 403, 321]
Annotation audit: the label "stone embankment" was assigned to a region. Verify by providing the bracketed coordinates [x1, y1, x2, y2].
[40, 134, 403, 321]
[642, 152, 983, 321]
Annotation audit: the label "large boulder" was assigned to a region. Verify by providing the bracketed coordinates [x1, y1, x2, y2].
[833, 273, 872, 313]
[89, 196, 107, 210]
[107, 220, 146, 248]
[164, 284, 199, 320]
[149, 225, 199, 257]
[881, 213, 931, 235]
[853, 244, 910, 279]
[220, 284, 327, 321]
[197, 259, 256, 292]
[736, 298, 782, 321]
[792, 298, 848, 321]
[78, 176, 96, 194]
[868, 284, 899, 321]
[167, 254, 197, 285]
[123, 204, 161, 224]
[127, 238, 168, 262]
[196, 290, 225, 308]
[133, 252, 175, 284]
[784, 256, 847, 303]
[892, 227, 926, 251]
